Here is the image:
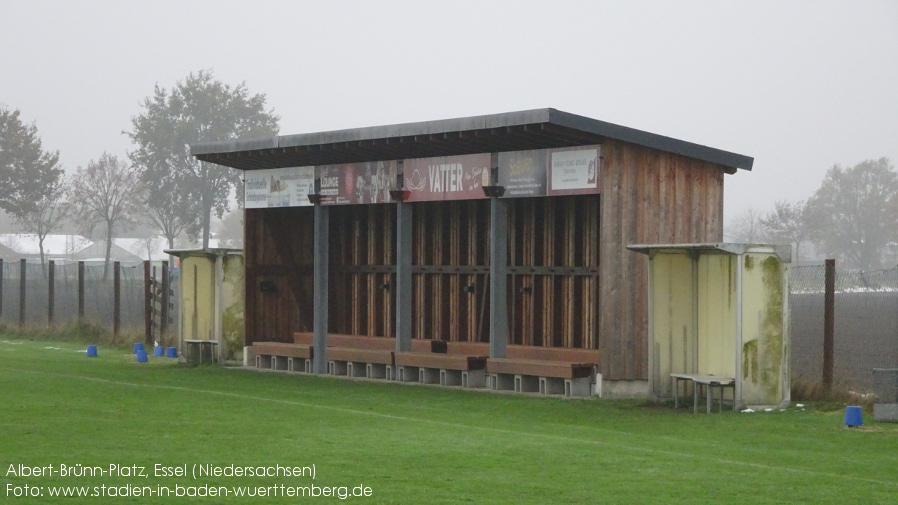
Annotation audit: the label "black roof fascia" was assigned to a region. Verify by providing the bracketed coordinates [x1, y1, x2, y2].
[191, 108, 753, 172]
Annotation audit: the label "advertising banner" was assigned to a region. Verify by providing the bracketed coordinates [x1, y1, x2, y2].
[548, 147, 599, 195]
[318, 160, 398, 205]
[403, 153, 491, 202]
[244, 166, 315, 208]
[497, 145, 600, 198]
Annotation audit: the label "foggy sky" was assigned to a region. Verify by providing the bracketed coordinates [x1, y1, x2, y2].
[1, 0, 896, 223]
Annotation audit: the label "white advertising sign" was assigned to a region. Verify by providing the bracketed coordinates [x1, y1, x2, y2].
[550, 149, 598, 191]
[244, 166, 315, 208]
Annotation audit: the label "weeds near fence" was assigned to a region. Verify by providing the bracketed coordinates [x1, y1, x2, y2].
[791, 377, 877, 412]
[0, 320, 148, 350]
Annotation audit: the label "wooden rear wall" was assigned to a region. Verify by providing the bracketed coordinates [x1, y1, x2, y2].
[599, 140, 725, 380]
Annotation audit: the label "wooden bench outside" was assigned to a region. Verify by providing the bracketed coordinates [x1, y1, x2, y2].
[486, 345, 600, 397]
[394, 341, 489, 387]
[252, 332, 314, 372]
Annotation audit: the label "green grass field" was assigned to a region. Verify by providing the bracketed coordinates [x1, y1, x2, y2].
[1, 337, 896, 504]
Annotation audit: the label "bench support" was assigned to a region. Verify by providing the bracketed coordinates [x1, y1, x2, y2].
[462, 369, 486, 388]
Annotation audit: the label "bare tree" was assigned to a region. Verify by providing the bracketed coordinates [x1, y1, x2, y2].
[726, 207, 766, 243]
[14, 175, 70, 274]
[759, 200, 808, 263]
[69, 153, 145, 279]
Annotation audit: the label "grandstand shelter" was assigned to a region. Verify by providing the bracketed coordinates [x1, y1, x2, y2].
[191, 108, 752, 396]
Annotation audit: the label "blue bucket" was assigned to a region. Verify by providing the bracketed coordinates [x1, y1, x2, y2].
[86, 345, 98, 357]
[165, 347, 178, 358]
[133, 342, 145, 354]
[153, 345, 165, 357]
[136, 350, 148, 363]
[844, 405, 863, 427]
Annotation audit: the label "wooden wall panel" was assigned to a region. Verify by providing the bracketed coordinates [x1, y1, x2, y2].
[243, 207, 314, 345]
[599, 140, 726, 380]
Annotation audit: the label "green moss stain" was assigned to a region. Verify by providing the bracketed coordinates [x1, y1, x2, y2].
[742, 339, 758, 381]
[760, 256, 784, 398]
[744, 255, 754, 270]
[222, 304, 244, 360]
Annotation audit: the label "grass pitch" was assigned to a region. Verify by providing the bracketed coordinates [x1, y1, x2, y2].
[1, 337, 896, 504]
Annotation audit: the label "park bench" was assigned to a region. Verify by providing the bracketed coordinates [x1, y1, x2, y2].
[394, 341, 489, 387]
[486, 345, 600, 397]
[253, 332, 314, 372]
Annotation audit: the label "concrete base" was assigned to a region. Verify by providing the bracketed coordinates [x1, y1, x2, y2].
[420, 367, 440, 384]
[441, 369, 462, 386]
[565, 377, 591, 397]
[272, 356, 289, 371]
[244, 346, 253, 367]
[367, 363, 388, 379]
[386, 365, 396, 381]
[329, 360, 348, 376]
[516, 375, 539, 393]
[540, 377, 565, 395]
[287, 357, 311, 373]
[490, 373, 516, 391]
[602, 379, 650, 399]
[462, 369, 486, 388]
[255, 355, 272, 369]
[347, 362, 367, 378]
[874, 403, 898, 422]
[398, 366, 419, 382]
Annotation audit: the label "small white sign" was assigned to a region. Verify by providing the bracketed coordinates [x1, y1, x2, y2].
[550, 149, 598, 191]
[244, 166, 315, 208]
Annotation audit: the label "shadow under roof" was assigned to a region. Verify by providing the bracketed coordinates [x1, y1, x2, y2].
[191, 108, 753, 172]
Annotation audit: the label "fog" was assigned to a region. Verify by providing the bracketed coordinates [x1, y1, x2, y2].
[1, 0, 896, 221]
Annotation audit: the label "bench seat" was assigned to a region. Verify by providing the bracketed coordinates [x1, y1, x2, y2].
[486, 358, 593, 379]
[394, 352, 486, 371]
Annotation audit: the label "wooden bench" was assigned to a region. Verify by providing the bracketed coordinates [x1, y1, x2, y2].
[295, 333, 432, 380]
[486, 346, 600, 397]
[394, 341, 489, 387]
[252, 332, 314, 372]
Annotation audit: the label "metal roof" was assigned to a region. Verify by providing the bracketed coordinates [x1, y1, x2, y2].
[191, 108, 753, 172]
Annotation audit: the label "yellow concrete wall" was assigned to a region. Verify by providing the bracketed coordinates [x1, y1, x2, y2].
[180, 256, 215, 341]
[697, 254, 737, 377]
[650, 253, 696, 396]
[221, 255, 245, 359]
[740, 253, 788, 406]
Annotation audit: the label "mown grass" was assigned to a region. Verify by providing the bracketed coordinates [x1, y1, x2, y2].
[1, 336, 896, 504]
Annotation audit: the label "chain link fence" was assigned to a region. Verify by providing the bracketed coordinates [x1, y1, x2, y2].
[0, 260, 176, 340]
[791, 264, 898, 391]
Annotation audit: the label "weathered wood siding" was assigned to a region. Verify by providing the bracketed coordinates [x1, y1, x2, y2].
[599, 140, 724, 380]
[243, 207, 314, 344]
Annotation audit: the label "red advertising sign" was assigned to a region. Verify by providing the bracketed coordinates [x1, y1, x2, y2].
[318, 160, 398, 205]
[403, 153, 491, 202]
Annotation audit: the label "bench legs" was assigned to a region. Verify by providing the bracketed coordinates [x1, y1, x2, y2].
[440, 369, 462, 386]
[419, 368, 440, 385]
[489, 373, 516, 391]
[397, 366, 419, 383]
[287, 357, 311, 373]
[516, 375, 539, 393]
[366, 363, 388, 379]
[256, 355, 272, 369]
[565, 377, 591, 398]
[540, 377, 565, 395]
[462, 369, 486, 388]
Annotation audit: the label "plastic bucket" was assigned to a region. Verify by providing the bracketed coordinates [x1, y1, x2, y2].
[86, 345, 98, 357]
[165, 347, 178, 358]
[153, 345, 165, 357]
[136, 350, 149, 363]
[844, 405, 863, 427]
[133, 342, 145, 354]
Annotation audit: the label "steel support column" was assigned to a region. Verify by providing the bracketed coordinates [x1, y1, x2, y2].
[395, 201, 413, 352]
[489, 196, 508, 358]
[312, 204, 330, 374]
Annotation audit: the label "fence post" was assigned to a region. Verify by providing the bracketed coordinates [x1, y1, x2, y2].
[161, 260, 169, 335]
[144, 260, 152, 345]
[78, 261, 85, 322]
[48, 260, 55, 325]
[0, 259, 4, 320]
[19, 259, 26, 327]
[823, 258, 835, 390]
[114, 261, 121, 341]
